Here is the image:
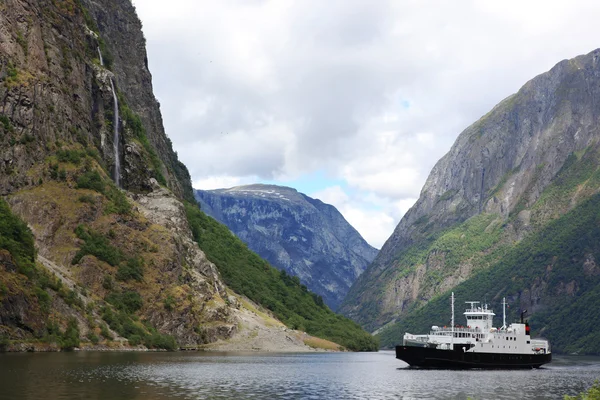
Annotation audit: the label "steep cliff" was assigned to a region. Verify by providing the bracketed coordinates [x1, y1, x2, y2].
[0, 0, 190, 199]
[196, 184, 378, 310]
[341, 49, 600, 353]
[0, 0, 235, 347]
[0, 0, 376, 351]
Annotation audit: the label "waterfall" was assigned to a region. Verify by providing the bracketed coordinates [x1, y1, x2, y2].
[109, 78, 121, 187]
[98, 46, 121, 187]
[97, 47, 103, 66]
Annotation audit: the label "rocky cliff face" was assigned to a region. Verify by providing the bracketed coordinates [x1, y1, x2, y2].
[80, 0, 194, 201]
[196, 184, 378, 310]
[340, 49, 600, 339]
[0, 0, 191, 200]
[0, 0, 236, 348]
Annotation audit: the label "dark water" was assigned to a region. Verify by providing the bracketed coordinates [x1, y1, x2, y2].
[0, 351, 598, 399]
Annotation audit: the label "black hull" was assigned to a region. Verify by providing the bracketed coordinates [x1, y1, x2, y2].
[396, 345, 552, 369]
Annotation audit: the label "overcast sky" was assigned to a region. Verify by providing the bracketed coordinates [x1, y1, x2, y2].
[134, 0, 600, 248]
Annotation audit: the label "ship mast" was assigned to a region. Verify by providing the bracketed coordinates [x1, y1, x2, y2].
[451, 292, 454, 348]
[502, 297, 506, 330]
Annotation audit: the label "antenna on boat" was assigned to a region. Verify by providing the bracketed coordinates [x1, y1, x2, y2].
[502, 297, 506, 330]
[451, 292, 455, 348]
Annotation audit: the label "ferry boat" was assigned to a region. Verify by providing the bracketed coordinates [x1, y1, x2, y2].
[396, 293, 551, 369]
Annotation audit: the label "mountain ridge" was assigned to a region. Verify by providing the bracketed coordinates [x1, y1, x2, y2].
[340, 48, 600, 354]
[196, 184, 378, 310]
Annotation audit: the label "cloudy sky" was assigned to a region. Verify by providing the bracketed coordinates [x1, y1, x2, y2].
[134, 0, 600, 248]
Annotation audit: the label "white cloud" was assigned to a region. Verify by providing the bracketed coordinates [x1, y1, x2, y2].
[134, 0, 600, 245]
[310, 185, 416, 248]
[311, 186, 349, 206]
[311, 185, 397, 248]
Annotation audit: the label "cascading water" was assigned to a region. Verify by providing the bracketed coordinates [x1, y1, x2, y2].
[97, 47, 103, 66]
[109, 79, 121, 187]
[97, 46, 121, 187]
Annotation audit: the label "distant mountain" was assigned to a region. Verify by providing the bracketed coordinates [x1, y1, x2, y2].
[340, 48, 600, 354]
[195, 184, 378, 310]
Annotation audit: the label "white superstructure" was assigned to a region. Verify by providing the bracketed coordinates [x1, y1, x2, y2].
[403, 296, 551, 356]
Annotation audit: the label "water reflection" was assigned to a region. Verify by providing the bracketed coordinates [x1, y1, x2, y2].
[0, 351, 598, 399]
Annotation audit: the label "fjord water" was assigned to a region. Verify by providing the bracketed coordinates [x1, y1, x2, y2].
[0, 351, 598, 400]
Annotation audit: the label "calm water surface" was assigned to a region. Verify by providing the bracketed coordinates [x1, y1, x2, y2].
[0, 351, 598, 399]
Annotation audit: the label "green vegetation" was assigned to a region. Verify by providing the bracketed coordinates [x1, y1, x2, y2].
[437, 189, 457, 203]
[531, 147, 600, 227]
[45, 317, 81, 350]
[101, 288, 177, 349]
[0, 198, 36, 276]
[0, 114, 13, 132]
[72, 225, 145, 282]
[347, 212, 509, 331]
[76, 0, 98, 33]
[0, 199, 92, 349]
[355, 143, 600, 339]
[61, 317, 81, 350]
[120, 103, 167, 186]
[2, 63, 19, 87]
[376, 192, 600, 354]
[78, 194, 96, 204]
[565, 381, 600, 400]
[184, 202, 378, 351]
[16, 31, 28, 56]
[101, 302, 177, 350]
[72, 225, 122, 266]
[57, 149, 87, 165]
[75, 169, 131, 215]
[163, 294, 175, 311]
[116, 256, 144, 282]
[427, 213, 503, 269]
[76, 170, 104, 192]
[105, 290, 143, 313]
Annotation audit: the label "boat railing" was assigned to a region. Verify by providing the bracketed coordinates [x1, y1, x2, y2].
[404, 334, 429, 343]
[430, 327, 481, 335]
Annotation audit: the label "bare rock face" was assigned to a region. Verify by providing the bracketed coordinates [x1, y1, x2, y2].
[341, 48, 600, 331]
[80, 0, 194, 201]
[134, 183, 226, 295]
[196, 184, 378, 310]
[0, 0, 236, 348]
[0, 0, 192, 200]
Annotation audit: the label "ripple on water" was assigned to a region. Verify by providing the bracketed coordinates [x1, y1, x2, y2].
[0, 352, 599, 400]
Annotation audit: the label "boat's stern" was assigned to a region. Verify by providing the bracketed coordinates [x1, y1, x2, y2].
[402, 332, 429, 347]
[531, 338, 551, 355]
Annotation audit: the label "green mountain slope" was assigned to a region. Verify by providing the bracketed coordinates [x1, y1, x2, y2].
[377, 150, 600, 354]
[185, 204, 378, 351]
[340, 50, 600, 354]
